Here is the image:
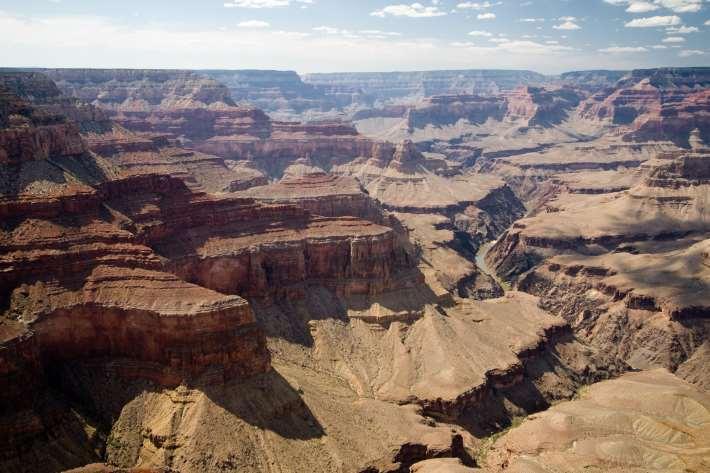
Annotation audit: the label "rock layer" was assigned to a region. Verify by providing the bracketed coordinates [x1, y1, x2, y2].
[487, 150, 710, 385]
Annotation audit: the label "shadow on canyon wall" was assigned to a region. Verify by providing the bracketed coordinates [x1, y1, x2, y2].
[50, 361, 325, 443]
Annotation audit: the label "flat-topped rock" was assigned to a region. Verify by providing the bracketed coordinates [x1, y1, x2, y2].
[552, 168, 640, 194]
[238, 173, 382, 219]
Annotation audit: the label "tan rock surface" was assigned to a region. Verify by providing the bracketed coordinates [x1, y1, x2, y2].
[484, 369, 710, 473]
[2, 67, 706, 473]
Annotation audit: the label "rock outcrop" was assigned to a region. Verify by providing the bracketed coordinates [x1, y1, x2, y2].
[557, 69, 628, 92]
[406, 95, 507, 130]
[42, 68, 236, 111]
[487, 149, 710, 385]
[0, 72, 421, 472]
[202, 69, 359, 118]
[4, 65, 707, 473]
[504, 86, 581, 127]
[239, 172, 384, 220]
[303, 70, 548, 103]
[578, 67, 710, 147]
[482, 369, 710, 473]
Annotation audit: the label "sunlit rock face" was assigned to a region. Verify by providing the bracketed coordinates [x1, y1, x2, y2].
[577, 67, 710, 147]
[0, 65, 707, 473]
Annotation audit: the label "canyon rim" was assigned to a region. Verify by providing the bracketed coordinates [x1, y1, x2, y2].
[1, 1, 709, 472]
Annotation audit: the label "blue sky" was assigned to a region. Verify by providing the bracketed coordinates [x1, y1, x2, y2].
[0, 0, 708, 73]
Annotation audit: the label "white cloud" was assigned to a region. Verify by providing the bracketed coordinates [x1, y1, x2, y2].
[554, 20, 581, 30]
[313, 25, 339, 34]
[706, 20, 710, 25]
[598, 46, 649, 52]
[310, 27, 401, 39]
[453, 38, 573, 54]
[651, 44, 668, 48]
[271, 30, 311, 38]
[359, 30, 402, 36]
[625, 15, 681, 27]
[494, 40, 573, 54]
[0, 10, 677, 74]
[371, 3, 447, 17]
[626, 1, 660, 12]
[662, 35, 685, 42]
[520, 18, 545, 22]
[654, 0, 702, 13]
[468, 30, 493, 36]
[456, 1, 502, 9]
[450, 41, 477, 47]
[237, 20, 270, 28]
[605, 0, 702, 13]
[224, 0, 312, 8]
[666, 25, 699, 33]
[477, 12, 496, 19]
[679, 49, 704, 56]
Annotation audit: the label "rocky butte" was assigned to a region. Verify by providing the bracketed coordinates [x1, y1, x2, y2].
[0, 66, 708, 473]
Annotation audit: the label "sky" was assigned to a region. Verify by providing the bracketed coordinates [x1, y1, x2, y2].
[0, 0, 708, 74]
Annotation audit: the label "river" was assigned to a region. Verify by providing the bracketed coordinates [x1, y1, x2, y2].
[475, 240, 510, 291]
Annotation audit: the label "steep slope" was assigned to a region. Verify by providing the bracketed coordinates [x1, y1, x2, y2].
[483, 369, 710, 473]
[0, 71, 432, 473]
[578, 67, 710, 147]
[303, 70, 549, 104]
[0, 69, 634, 473]
[487, 147, 710, 386]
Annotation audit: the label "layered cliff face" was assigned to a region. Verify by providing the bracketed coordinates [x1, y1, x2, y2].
[0, 77, 277, 387]
[557, 69, 629, 92]
[504, 87, 582, 127]
[201, 69, 361, 118]
[406, 95, 507, 130]
[487, 149, 710, 386]
[5, 66, 707, 473]
[578, 67, 710, 147]
[0, 73, 430, 472]
[303, 69, 549, 104]
[43, 68, 236, 111]
[0, 74, 277, 472]
[0, 72, 89, 163]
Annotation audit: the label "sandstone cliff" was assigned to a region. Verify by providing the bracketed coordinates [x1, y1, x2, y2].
[577, 67, 710, 147]
[487, 149, 710, 385]
[7, 66, 707, 473]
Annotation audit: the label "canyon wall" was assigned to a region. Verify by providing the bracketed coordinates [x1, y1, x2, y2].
[0, 71, 425, 472]
[487, 148, 710, 386]
[302, 69, 549, 102]
[578, 67, 710, 147]
[2, 65, 707, 473]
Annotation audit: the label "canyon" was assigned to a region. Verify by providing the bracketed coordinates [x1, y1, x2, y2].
[0, 66, 708, 473]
